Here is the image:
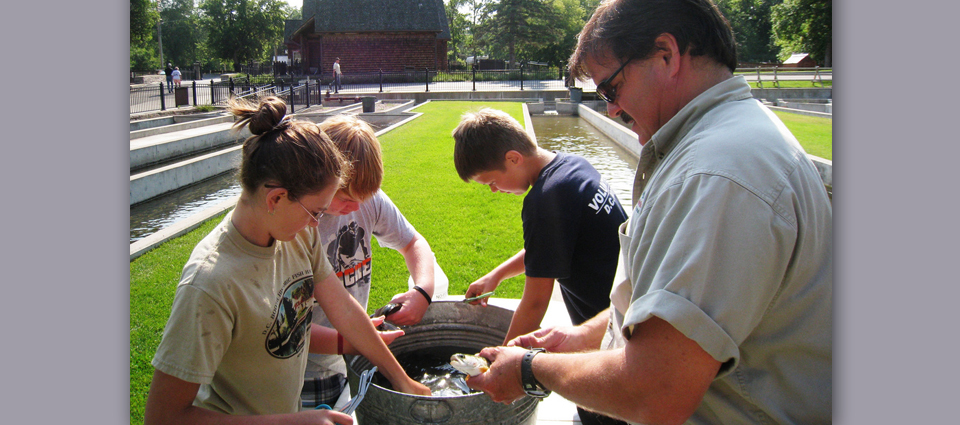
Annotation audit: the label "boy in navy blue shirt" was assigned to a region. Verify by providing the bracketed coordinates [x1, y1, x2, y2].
[452, 108, 627, 342]
[453, 108, 628, 425]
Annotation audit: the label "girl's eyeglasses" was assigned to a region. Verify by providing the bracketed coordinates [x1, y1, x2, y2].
[295, 200, 324, 224]
[264, 184, 324, 224]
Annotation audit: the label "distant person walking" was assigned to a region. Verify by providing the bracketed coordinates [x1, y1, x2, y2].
[333, 58, 342, 93]
[171, 67, 182, 88]
[164, 63, 173, 93]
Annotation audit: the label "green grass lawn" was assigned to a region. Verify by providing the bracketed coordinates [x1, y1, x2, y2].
[129, 101, 529, 424]
[368, 101, 530, 307]
[773, 110, 833, 160]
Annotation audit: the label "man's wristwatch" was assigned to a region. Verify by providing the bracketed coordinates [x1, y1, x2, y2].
[521, 348, 551, 398]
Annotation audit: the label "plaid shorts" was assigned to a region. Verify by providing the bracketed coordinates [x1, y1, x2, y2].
[301, 374, 348, 409]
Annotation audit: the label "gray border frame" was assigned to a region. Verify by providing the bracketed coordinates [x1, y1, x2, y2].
[6, 0, 957, 423]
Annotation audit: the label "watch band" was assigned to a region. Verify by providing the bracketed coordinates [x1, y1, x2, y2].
[521, 348, 551, 398]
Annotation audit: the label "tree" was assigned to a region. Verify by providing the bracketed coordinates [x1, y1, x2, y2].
[199, 0, 289, 70]
[131, 0, 156, 45]
[131, 0, 158, 70]
[446, 0, 471, 68]
[159, 0, 202, 69]
[716, 0, 780, 64]
[771, 0, 831, 66]
[450, 0, 494, 65]
[478, 0, 562, 68]
[528, 0, 589, 68]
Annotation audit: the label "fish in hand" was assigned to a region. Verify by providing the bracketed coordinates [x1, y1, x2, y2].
[449, 353, 490, 377]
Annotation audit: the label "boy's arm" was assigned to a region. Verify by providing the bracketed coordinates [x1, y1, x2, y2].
[502, 275, 555, 344]
[507, 308, 610, 353]
[385, 233, 435, 325]
[313, 271, 431, 396]
[466, 249, 526, 306]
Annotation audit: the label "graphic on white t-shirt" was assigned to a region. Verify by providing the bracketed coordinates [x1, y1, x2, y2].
[326, 222, 372, 289]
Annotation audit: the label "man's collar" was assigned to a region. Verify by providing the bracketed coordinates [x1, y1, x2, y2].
[646, 76, 752, 156]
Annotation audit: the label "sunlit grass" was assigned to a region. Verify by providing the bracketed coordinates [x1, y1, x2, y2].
[773, 110, 832, 160]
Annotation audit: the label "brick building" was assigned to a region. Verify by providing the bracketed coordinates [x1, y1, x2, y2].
[284, 0, 450, 76]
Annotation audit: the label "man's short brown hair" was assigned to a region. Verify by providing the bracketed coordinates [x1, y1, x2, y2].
[569, 0, 738, 81]
[452, 108, 537, 182]
[319, 114, 383, 201]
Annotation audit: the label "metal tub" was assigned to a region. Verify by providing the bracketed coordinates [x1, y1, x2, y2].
[347, 301, 538, 424]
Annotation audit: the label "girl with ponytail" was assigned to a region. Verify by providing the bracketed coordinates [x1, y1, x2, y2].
[144, 96, 429, 425]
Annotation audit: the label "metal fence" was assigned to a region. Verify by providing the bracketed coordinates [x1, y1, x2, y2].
[131, 67, 568, 114]
[130, 78, 274, 114]
[130, 65, 832, 115]
[130, 77, 342, 114]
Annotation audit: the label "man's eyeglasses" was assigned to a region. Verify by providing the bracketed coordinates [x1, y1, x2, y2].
[595, 58, 634, 104]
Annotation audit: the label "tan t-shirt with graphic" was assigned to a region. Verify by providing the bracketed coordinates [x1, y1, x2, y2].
[152, 212, 334, 415]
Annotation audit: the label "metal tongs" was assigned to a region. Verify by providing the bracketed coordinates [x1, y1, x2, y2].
[314, 366, 377, 415]
[340, 366, 376, 415]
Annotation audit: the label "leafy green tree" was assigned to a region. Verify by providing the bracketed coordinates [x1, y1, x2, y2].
[450, 0, 494, 65]
[478, 0, 562, 68]
[716, 0, 780, 64]
[159, 0, 202, 70]
[771, 0, 831, 66]
[446, 0, 471, 68]
[131, 0, 156, 46]
[527, 0, 588, 68]
[199, 0, 288, 71]
[131, 0, 159, 70]
[286, 4, 301, 19]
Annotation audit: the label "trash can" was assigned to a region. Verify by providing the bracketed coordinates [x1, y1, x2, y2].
[361, 96, 377, 113]
[569, 87, 582, 103]
[175, 87, 189, 106]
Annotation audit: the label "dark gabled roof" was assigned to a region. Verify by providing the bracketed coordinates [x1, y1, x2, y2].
[304, 0, 450, 40]
[285, 18, 310, 42]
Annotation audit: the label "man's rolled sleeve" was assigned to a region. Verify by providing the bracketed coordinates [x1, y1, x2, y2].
[622, 290, 740, 375]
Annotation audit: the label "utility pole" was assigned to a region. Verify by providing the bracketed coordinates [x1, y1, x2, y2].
[156, 2, 164, 69]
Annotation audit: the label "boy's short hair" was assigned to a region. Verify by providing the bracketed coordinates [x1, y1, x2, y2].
[319, 114, 383, 200]
[452, 108, 537, 181]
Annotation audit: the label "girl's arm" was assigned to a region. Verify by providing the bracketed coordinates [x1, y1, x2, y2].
[313, 272, 431, 396]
